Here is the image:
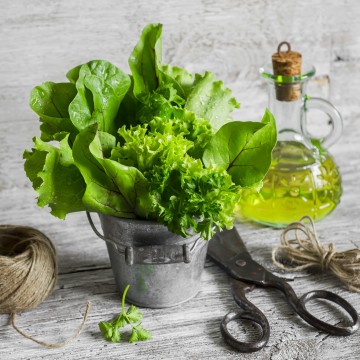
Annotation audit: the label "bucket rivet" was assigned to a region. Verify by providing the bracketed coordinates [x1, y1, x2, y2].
[125, 247, 134, 266]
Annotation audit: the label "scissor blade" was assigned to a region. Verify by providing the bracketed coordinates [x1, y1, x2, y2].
[208, 227, 281, 286]
[210, 227, 251, 258]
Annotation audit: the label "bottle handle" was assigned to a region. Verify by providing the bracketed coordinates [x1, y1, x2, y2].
[301, 96, 343, 148]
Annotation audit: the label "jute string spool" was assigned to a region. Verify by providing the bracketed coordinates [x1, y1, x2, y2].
[0, 225, 91, 348]
[272, 216, 360, 292]
[272, 41, 302, 101]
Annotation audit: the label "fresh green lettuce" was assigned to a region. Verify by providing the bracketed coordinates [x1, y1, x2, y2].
[24, 23, 277, 240]
[24, 134, 86, 219]
[160, 64, 195, 98]
[112, 124, 239, 239]
[69, 60, 131, 136]
[29, 82, 78, 142]
[72, 125, 137, 218]
[203, 109, 277, 186]
[185, 71, 240, 131]
[129, 23, 163, 100]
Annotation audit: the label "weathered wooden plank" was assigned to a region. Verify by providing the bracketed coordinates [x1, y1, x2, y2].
[0, 261, 359, 359]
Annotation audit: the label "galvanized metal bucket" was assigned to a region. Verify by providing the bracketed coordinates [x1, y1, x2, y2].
[87, 212, 208, 308]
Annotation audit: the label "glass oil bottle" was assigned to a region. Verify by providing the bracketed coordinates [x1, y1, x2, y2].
[238, 42, 343, 227]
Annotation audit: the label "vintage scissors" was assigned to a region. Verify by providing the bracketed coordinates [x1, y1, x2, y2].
[207, 228, 359, 353]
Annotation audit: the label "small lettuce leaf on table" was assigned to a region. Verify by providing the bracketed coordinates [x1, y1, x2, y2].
[129, 324, 152, 344]
[203, 109, 277, 187]
[99, 285, 151, 344]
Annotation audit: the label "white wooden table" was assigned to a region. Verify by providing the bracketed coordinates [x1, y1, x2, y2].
[1, 1, 359, 359]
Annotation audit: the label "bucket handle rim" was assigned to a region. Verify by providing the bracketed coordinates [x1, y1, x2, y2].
[86, 211, 106, 241]
[86, 211, 125, 256]
[86, 212, 207, 264]
[86, 211, 115, 244]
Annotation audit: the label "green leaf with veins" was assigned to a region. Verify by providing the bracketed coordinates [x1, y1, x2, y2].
[98, 285, 151, 344]
[30, 82, 78, 142]
[96, 152, 153, 218]
[66, 65, 81, 84]
[116, 76, 141, 128]
[92, 132, 153, 219]
[203, 109, 277, 187]
[129, 324, 152, 343]
[23, 146, 47, 190]
[128, 24, 193, 100]
[126, 305, 143, 323]
[160, 64, 195, 98]
[72, 124, 137, 218]
[129, 23, 162, 99]
[68, 60, 131, 136]
[99, 321, 122, 343]
[185, 71, 240, 131]
[30, 82, 76, 121]
[23, 134, 86, 218]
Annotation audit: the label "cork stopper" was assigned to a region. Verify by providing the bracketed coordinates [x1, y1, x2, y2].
[272, 42, 302, 101]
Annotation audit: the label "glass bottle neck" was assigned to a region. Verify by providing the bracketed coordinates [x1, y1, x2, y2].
[267, 79, 307, 143]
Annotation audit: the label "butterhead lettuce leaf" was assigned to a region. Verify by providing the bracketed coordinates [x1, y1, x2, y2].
[30, 82, 78, 142]
[69, 60, 131, 136]
[185, 71, 240, 131]
[24, 134, 86, 218]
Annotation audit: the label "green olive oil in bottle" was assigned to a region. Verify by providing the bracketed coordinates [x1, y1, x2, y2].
[238, 42, 343, 227]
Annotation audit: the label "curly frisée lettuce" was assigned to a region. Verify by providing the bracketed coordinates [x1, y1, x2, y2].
[24, 23, 277, 240]
[112, 125, 239, 239]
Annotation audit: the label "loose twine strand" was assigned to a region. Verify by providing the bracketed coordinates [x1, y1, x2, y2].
[0, 225, 91, 348]
[272, 216, 360, 292]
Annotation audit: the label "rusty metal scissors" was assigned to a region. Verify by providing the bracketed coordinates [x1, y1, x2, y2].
[207, 228, 359, 353]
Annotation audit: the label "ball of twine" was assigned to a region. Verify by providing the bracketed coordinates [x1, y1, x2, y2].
[0, 225, 57, 313]
[272, 216, 360, 292]
[0, 224, 90, 348]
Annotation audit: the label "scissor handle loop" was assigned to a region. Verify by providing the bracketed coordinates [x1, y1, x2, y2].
[297, 290, 360, 336]
[220, 310, 270, 353]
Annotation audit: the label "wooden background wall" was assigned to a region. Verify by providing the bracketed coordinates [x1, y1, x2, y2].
[1, 0, 359, 195]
